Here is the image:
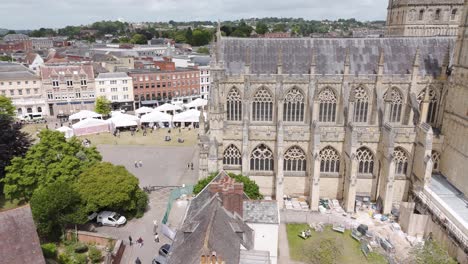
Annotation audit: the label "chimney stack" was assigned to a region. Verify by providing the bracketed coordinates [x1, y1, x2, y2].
[209, 175, 244, 217]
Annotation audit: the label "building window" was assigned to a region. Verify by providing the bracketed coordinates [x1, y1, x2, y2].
[37, 107, 42, 113]
[123, 95, 129, 100]
[110, 80, 117, 85]
[123, 87, 128, 91]
[47, 92, 53, 99]
[284, 146, 306, 171]
[393, 147, 409, 175]
[250, 144, 274, 171]
[252, 87, 273, 122]
[451, 9, 457, 20]
[17, 108, 22, 115]
[111, 88, 118, 92]
[387, 87, 403, 123]
[33, 81, 36, 84]
[52, 80, 59, 87]
[435, 9, 441, 20]
[17, 81, 20, 85]
[25, 81, 28, 84]
[66, 80, 73, 87]
[99, 81, 105, 85]
[419, 9, 424, 20]
[26, 107, 32, 113]
[9, 90, 14, 96]
[432, 150, 441, 172]
[417, 87, 439, 126]
[81, 79, 87, 86]
[100, 88, 105, 93]
[111, 95, 118, 100]
[353, 86, 369, 123]
[75, 91, 81, 98]
[318, 88, 337, 123]
[26, 89, 30, 95]
[284, 88, 305, 122]
[34, 88, 38, 94]
[357, 147, 374, 174]
[122, 80, 128, 84]
[227, 88, 242, 121]
[18, 89, 23, 95]
[1, 90, 5, 96]
[320, 146, 340, 173]
[223, 145, 242, 166]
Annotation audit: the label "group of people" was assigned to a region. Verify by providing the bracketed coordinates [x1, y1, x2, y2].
[187, 162, 194, 170]
[132, 219, 160, 264]
[134, 160, 143, 168]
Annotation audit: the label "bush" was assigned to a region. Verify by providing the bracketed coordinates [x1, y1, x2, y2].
[74, 243, 88, 253]
[88, 246, 102, 264]
[41, 243, 57, 259]
[193, 172, 263, 200]
[58, 253, 72, 264]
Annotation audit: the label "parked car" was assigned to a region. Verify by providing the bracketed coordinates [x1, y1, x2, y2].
[152, 255, 167, 264]
[88, 211, 126, 227]
[19, 113, 46, 123]
[159, 244, 171, 257]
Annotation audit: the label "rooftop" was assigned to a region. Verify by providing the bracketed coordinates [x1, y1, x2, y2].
[243, 200, 279, 224]
[96, 72, 130, 79]
[0, 62, 39, 80]
[128, 67, 199, 74]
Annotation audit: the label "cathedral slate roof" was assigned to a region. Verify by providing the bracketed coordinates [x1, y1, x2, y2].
[220, 37, 455, 76]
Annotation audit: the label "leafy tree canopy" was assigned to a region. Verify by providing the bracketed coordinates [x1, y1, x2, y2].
[197, 47, 210, 54]
[74, 162, 147, 216]
[272, 23, 287, 33]
[94, 96, 111, 116]
[2, 130, 102, 202]
[131, 33, 147, 45]
[191, 29, 212, 46]
[255, 22, 269, 35]
[0, 95, 15, 117]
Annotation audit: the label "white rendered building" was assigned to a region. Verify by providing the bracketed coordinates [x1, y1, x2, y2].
[95, 72, 134, 111]
[199, 65, 210, 99]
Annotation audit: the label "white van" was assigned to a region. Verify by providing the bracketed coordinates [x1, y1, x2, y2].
[20, 113, 46, 123]
[89, 211, 126, 227]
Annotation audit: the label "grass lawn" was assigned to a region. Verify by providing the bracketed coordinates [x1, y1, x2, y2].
[286, 223, 387, 264]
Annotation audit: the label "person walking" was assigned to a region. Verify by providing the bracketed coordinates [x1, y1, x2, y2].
[128, 235, 133, 246]
[134, 161, 138, 168]
[154, 232, 160, 243]
[153, 219, 158, 235]
[190, 162, 194, 170]
[139, 160, 143, 167]
[187, 163, 190, 169]
[135, 257, 142, 264]
[136, 237, 143, 247]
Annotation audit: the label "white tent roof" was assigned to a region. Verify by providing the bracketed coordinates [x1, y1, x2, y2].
[140, 111, 172, 123]
[109, 114, 139, 127]
[72, 117, 108, 129]
[69, 110, 102, 121]
[155, 103, 182, 112]
[173, 109, 206, 122]
[185, 98, 208, 108]
[135, 106, 154, 114]
[56, 126, 73, 132]
[110, 113, 140, 121]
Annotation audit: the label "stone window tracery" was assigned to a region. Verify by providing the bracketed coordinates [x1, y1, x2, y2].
[318, 88, 337, 123]
[252, 87, 273, 122]
[419, 9, 425, 21]
[223, 144, 241, 166]
[357, 147, 374, 174]
[417, 87, 439, 126]
[387, 88, 403, 123]
[393, 147, 408, 175]
[283, 88, 305, 122]
[227, 88, 242, 121]
[353, 86, 369, 123]
[284, 146, 306, 171]
[432, 150, 441, 172]
[320, 146, 340, 173]
[250, 144, 274, 171]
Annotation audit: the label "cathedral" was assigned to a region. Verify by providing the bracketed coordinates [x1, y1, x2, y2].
[198, 1, 468, 249]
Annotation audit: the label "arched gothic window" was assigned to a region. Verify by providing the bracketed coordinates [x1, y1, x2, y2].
[250, 144, 274, 171]
[432, 150, 441, 172]
[318, 88, 337, 123]
[393, 147, 408, 175]
[37, 107, 42, 113]
[353, 86, 369, 123]
[435, 9, 441, 20]
[357, 147, 374, 174]
[223, 145, 242, 166]
[417, 88, 439, 125]
[386, 88, 403, 123]
[252, 87, 273, 122]
[419, 9, 425, 20]
[17, 108, 23, 116]
[227, 88, 242, 121]
[283, 88, 305, 122]
[320, 146, 340, 173]
[27, 107, 32, 113]
[284, 146, 306, 171]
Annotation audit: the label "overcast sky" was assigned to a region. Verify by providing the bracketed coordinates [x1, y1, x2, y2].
[1, 0, 388, 30]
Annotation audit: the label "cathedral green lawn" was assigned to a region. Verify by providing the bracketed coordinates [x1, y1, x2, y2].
[286, 223, 387, 264]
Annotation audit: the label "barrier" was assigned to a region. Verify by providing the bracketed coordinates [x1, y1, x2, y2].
[161, 185, 193, 225]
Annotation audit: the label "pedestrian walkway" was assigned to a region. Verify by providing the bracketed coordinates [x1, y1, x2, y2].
[278, 223, 304, 264]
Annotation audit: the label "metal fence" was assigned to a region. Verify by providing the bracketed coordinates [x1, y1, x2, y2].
[162, 185, 193, 224]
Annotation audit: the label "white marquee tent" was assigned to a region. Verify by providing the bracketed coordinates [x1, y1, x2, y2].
[135, 106, 154, 115]
[173, 109, 206, 123]
[140, 111, 172, 123]
[56, 126, 74, 138]
[69, 110, 102, 121]
[72, 118, 110, 136]
[155, 103, 182, 113]
[109, 114, 139, 128]
[184, 98, 208, 109]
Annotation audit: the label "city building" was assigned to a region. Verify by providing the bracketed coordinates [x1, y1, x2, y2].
[40, 64, 96, 116]
[386, 0, 465, 36]
[199, 65, 210, 99]
[0, 34, 32, 53]
[92, 44, 172, 57]
[30, 37, 54, 50]
[95, 72, 134, 111]
[0, 205, 46, 264]
[0, 62, 45, 117]
[128, 67, 200, 108]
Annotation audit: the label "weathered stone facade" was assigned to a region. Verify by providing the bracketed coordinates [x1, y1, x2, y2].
[386, 0, 465, 37]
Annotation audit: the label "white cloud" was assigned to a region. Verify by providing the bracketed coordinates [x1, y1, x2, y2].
[0, 0, 388, 29]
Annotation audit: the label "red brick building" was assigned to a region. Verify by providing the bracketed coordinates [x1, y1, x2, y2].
[128, 68, 200, 107]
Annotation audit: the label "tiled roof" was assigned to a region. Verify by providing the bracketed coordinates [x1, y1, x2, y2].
[0, 205, 46, 264]
[243, 200, 279, 224]
[40, 64, 94, 80]
[0, 62, 39, 80]
[220, 37, 455, 75]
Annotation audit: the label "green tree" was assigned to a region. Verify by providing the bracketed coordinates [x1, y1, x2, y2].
[410, 240, 457, 264]
[31, 182, 85, 240]
[74, 162, 148, 217]
[185, 27, 193, 44]
[0, 55, 13, 62]
[6, 30, 16, 35]
[130, 33, 147, 45]
[197, 47, 210, 54]
[119, 36, 131, 43]
[191, 29, 212, 46]
[3, 130, 102, 202]
[255, 22, 269, 35]
[272, 23, 287, 32]
[0, 95, 15, 117]
[94, 96, 111, 116]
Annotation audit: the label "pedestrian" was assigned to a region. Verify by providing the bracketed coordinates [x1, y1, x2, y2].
[139, 160, 143, 167]
[135, 257, 142, 264]
[191, 162, 194, 170]
[179, 128, 181, 133]
[137, 237, 143, 247]
[153, 219, 158, 234]
[154, 232, 160, 243]
[128, 235, 133, 246]
[134, 161, 138, 168]
[188, 163, 190, 169]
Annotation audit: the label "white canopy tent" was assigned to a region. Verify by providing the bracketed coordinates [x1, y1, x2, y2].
[56, 126, 74, 138]
[173, 109, 206, 123]
[155, 103, 182, 113]
[72, 118, 110, 136]
[140, 111, 172, 123]
[135, 106, 154, 115]
[109, 114, 139, 128]
[69, 110, 102, 121]
[184, 98, 208, 109]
